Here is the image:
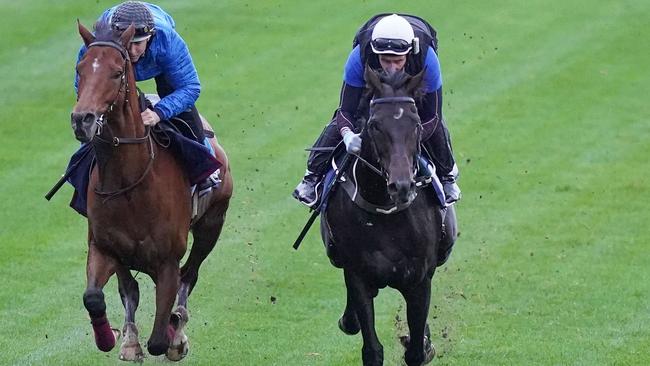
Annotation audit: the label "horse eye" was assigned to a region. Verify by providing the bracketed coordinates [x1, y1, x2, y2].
[111, 71, 123, 80]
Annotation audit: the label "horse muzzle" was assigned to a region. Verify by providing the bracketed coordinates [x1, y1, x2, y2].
[71, 112, 100, 143]
[387, 179, 417, 205]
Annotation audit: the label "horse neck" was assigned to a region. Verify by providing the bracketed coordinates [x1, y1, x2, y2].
[94, 66, 153, 189]
[115, 63, 145, 137]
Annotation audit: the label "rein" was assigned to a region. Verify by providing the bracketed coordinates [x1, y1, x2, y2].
[86, 40, 156, 202]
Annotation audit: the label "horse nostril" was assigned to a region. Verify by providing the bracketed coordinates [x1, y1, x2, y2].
[387, 182, 398, 196]
[71, 112, 97, 127]
[84, 112, 97, 125]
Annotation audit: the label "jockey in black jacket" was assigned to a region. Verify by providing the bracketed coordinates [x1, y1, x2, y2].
[293, 14, 461, 207]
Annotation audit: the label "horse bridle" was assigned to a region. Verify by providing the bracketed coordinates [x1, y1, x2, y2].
[356, 96, 422, 181]
[85, 40, 155, 202]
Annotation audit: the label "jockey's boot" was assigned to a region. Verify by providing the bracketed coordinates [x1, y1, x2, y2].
[423, 119, 461, 204]
[440, 172, 461, 204]
[292, 171, 323, 208]
[198, 169, 221, 197]
[292, 119, 341, 208]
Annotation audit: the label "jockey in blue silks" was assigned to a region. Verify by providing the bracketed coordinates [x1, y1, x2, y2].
[293, 14, 461, 207]
[68, 1, 219, 216]
[75, 1, 205, 142]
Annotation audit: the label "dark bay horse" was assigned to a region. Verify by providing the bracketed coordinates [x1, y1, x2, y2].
[71, 21, 232, 361]
[321, 67, 457, 366]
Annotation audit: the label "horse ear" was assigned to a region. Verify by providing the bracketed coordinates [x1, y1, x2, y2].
[364, 65, 383, 94]
[119, 24, 136, 48]
[405, 69, 426, 96]
[78, 20, 95, 47]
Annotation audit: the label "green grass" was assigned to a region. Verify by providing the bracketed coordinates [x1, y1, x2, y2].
[1, 0, 649, 365]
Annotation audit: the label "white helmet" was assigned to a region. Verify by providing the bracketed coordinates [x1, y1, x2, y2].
[370, 14, 415, 55]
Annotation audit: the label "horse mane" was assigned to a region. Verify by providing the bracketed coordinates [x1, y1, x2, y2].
[93, 20, 122, 43]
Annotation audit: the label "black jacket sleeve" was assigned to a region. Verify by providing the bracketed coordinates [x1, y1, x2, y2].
[419, 87, 443, 141]
[334, 82, 364, 135]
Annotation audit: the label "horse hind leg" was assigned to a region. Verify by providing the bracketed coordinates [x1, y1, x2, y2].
[180, 199, 230, 306]
[166, 306, 189, 361]
[162, 203, 228, 360]
[83, 242, 120, 352]
[116, 268, 144, 362]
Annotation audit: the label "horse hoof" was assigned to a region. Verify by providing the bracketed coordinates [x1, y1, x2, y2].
[119, 344, 144, 362]
[338, 315, 360, 335]
[401, 335, 436, 365]
[119, 323, 143, 362]
[166, 334, 189, 361]
[147, 342, 167, 356]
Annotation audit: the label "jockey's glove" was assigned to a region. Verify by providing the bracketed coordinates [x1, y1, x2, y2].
[341, 128, 362, 154]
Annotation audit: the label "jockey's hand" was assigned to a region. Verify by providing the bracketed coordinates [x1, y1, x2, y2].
[141, 109, 161, 126]
[342, 128, 362, 154]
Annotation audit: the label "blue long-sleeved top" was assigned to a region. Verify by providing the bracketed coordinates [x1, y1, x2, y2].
[336, 45, 443, 141]
[74, 2, 200, 121]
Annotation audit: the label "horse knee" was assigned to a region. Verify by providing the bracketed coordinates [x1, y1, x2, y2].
[338, 312, 360, 335]
[83, 289, 106, 318]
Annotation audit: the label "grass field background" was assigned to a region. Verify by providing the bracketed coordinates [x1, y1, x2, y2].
[1, 1, 649, 365]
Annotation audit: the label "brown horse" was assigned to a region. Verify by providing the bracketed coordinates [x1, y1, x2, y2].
[71, 21, 232, 361]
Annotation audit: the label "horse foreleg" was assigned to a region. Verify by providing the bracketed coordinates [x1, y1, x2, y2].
[116, 267, 143, 361]
[338, 283, 360, 335]
[83, 242, 118, 352]
[147, 262, 180, 356]
[344, 269, 383, 366]
[400, 278, 435, 366]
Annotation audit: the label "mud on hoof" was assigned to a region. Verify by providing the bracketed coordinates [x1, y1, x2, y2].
[119, 322, 144, 362]
[165, 333, 189, 361]
[120, 343, 144, 363]
[338, 313, 360, 335]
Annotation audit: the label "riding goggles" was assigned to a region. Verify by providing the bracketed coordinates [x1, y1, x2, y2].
[371, 38, 412, 54]
[112, 22, 154, 42]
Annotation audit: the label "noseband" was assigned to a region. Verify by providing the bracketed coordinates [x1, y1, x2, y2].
[369, 96, 416, 106]
[84, 40, 154, 201]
